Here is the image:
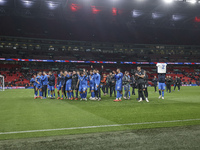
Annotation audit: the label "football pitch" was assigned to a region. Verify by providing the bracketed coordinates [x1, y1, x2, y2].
[0, 86, 200, 149]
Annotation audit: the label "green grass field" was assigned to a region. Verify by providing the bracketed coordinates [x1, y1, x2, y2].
[0, 86, 200, 149]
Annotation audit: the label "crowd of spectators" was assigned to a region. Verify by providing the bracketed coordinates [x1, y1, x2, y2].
[0, 63, 200, 87]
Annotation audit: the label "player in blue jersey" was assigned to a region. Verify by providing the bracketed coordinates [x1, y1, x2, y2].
[65, 71, 73, 100]
[35, 72, 43, 99]
[30, 74, 37, 98]
[48, 71, 55, 99]
[41, 71, 49, 99]
[77, 71, 88, 101]
[89, 70, 95, 100]
[158, 73, 166, 99]
[93, 69, 101, 101]
[113, 68, 123, 102]
[57, 71, 65, 100]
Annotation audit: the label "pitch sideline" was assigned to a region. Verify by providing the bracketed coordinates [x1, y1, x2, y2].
[0, 118, 200, 135]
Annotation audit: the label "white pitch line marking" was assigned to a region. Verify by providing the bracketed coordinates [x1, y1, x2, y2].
[0, 118, 200, 135]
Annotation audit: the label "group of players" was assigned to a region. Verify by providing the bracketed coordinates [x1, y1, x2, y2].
[30, 65, 169, 102]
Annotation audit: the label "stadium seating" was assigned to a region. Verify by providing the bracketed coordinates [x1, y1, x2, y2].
[0, 61, 199, 87]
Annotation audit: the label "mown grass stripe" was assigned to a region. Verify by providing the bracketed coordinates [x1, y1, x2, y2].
[1, 118, 200, 135]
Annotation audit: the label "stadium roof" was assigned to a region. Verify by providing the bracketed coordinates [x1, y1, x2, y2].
[0, 0, 200, 30]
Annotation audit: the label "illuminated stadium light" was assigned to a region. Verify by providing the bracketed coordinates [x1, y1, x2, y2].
[25, 1, 31, 5]
[0, 0, 6, 5]
[152, 12, 164, 19]
[194, 16, 200, 22]
[47, 1, 59, 10]
[135, 0, 146, 2]
[172, 14, 184, 21]
[163, 0, 173, 3]
[70, 3, 80, 12]
[91, 6, 101, 14]
[132, 10, 143, 18]
[186, 0, 197, 4]
[22, 0, 33, 7]
[49, 2, 53, 7]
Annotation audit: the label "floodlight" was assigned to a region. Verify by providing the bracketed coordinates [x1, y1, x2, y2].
[163, 0, 173, 3]
[132, 10, 142, 18]
[186, 0, 197, 4]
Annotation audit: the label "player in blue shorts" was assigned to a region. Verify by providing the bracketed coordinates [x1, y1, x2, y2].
[30, 74, 37, 98]
[93, 69, 101, 101]
[158, 73, 166, 99]
[65, 71, 73, 100]
[77, 71, 88, 101]
[89, 70, 95, 100]
[35, 72, 43, 99]
[48, 71, 55, 99]
[57, 71, 65, 100]
[113, 68, 123, 102]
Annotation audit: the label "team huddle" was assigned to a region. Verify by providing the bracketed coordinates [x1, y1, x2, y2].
[30, 65, 168, 102]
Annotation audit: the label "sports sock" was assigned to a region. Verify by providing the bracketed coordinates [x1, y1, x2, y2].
[91, 91, 94, 98]
[82, 93, 85, 98]
[40, 91, 42, 97]
[80, 93, 82, 98]
[51, 94, 53, 97]
[129, 91, 130, 97]
[35, 91, 38, 96]
[44, 90, 47, 97]
[67, 92, 69, 98]
[119, 92, 122, 99]
[117, 91, 119, 99]
[144, 90, 148, 98]
[159, 90, 161, 95]
[48, 90, 50, 96]
[94, 90, 97, 98]
[76, 91, 78, 98]
[71, 92, 74, 98]
[139, 90, 143, 99]
[62, 95, 63, 98]
[162, 91, 164, 97]
[54, 93, 55, 97]
[58, 93, 60, 97]
[69, 92, 71, 98]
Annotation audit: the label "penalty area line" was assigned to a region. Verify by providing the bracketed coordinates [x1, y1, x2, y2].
[0, 118, 200, 135]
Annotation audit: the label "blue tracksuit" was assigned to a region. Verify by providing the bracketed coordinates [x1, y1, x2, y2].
[79, 75, 88, 92]
[65, 74, 72, 91]
[57, 74, 65, 90]
[94, 73, 101, 91]
[89, 74, 95, 91]
[42, 75, 49, 86]
[115, 72, 123, 91]
[30, 78, 37, 87]
[36, 75, 42, 89]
